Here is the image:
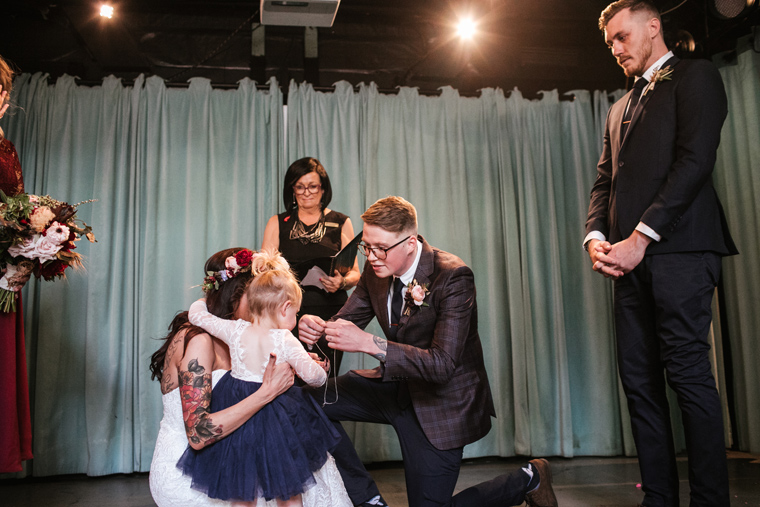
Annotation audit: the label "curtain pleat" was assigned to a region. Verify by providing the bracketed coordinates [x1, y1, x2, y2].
[1, 48, 757, 476]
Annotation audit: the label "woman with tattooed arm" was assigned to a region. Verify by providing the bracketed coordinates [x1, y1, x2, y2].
[148, 248, 294, 507]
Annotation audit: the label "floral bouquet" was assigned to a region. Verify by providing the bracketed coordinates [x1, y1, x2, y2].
[0, 190, 96, 312]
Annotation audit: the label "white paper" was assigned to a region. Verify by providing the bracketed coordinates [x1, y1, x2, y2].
[300, 265, 329, 289]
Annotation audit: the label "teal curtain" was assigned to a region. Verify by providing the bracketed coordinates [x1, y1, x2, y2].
[3, 74, 283, 476]
[1, 48, 757, 476]
[286, 83, 634, 460]
[714, 35, 760, 453]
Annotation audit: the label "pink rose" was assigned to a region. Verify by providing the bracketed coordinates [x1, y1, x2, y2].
[33, 236, 63, 263]
[225, 256, 240, 272]
[7, 236, 38, 259]
[411, 285, 426, 306]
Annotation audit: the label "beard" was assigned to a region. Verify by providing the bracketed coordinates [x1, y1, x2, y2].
[621, 36, 653, 77]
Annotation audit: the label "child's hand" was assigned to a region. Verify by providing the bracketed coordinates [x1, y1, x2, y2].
[307, 352, 330, 373]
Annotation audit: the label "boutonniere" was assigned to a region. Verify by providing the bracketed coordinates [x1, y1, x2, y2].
[404, 279, 430, 315]
[643, 66, 674, 96]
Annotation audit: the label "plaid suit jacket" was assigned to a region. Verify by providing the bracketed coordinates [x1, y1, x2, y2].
[333, 237, 495, 450]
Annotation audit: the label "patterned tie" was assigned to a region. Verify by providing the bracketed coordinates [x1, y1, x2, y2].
[620, 78, 648, 140]
[389, 277, 404, 338]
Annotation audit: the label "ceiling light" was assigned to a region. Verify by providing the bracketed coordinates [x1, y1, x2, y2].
[456, 17, 477, 40]
[100, 5, 114, 19]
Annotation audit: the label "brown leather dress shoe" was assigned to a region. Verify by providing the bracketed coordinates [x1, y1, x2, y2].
[525, 458, 558, 507]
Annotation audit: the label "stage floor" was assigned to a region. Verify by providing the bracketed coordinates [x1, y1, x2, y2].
[1, 451, 758, 506]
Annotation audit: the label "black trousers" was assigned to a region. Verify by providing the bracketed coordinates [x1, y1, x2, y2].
[614, 252, 729, 507]
[307, 372, 530, 507]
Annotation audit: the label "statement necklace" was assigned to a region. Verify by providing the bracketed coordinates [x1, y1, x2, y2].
[289, 211, 327, 244]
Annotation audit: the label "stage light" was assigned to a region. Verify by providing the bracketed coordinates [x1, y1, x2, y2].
[100, 4, 114, 19]
[456, 17, 477, 40]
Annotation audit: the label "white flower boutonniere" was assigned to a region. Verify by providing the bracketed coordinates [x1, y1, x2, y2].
[404, 279, 430, 315]
[643, 66, 674, 96]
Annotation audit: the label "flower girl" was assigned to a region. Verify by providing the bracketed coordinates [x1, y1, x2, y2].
[177, 250, 350, 507]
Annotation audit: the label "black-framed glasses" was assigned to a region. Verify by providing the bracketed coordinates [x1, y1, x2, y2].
[293, 183, 322, 195]
[358, 236, 411, 260]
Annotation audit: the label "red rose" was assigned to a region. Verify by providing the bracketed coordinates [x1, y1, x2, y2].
[39, 260, 68, 281]
[235, 249, 253, 267]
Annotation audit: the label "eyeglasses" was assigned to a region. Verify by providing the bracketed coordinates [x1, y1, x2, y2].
[293, 183, 322, 195]
[358, 236, 411, 260]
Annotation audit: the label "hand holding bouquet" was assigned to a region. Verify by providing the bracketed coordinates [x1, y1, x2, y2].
[0, 190, 96, 312]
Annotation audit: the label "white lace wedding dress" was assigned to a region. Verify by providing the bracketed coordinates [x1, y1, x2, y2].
[150, 369, 230, 507]
[163, 300, 350, 507]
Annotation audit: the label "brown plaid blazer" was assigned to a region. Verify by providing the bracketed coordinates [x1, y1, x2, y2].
[333, 237, 495, 450]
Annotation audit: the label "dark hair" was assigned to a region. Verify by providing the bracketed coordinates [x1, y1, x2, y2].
[204, 247, 253, 320]
[282, 157, 332, 212]
[149, 247, 253, 382]
[149, 312, 206, 382]
[599, 0, 660, 31]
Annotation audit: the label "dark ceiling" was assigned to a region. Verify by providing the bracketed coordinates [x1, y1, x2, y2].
[1, 0, 758, 97]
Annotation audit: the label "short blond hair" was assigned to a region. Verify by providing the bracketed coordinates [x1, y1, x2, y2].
[246, 250, 302, 322]
[361, 196, 418, 235]
[599, 0, 660, 31]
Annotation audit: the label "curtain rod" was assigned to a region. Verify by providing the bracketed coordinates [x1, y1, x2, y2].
[67, 77, 580, 100]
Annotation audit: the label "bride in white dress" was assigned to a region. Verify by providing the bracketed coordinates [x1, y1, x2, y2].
[148, 248, 294, 507]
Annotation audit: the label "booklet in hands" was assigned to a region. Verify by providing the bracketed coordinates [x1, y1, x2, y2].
[294, 231, 362, 290]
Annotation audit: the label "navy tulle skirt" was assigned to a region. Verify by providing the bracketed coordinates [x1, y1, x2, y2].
[176, 371, 341, 501]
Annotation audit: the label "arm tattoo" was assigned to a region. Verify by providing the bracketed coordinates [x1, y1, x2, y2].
[179, 359, 224, 446]
[372, 335, 387, 362]
[161, 372, 175, 394]
[160, 334, 184, 394]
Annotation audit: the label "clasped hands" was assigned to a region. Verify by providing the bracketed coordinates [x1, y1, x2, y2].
[588, 231, 652, 279]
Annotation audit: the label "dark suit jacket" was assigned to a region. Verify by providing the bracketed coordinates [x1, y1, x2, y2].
[333, 237, 496, 450]
[586, 56, 737, 255]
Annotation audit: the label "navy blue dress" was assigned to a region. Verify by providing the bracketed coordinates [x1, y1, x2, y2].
[176, 372, 341, 501]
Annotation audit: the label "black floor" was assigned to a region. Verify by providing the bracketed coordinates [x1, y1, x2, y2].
[1, 452, 758, 506]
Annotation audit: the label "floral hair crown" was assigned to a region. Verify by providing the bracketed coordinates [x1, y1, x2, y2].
[201, 249, 256, 293]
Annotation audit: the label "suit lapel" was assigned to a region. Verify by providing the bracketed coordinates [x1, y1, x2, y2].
[622, 56, 680, 148]
[396, 236, 434, 338]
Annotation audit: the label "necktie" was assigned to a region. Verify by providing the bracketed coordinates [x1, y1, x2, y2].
[389, 277, 404, 338]
[620, 78, 647, 140]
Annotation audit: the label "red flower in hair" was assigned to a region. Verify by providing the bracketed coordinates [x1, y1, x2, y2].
[235, 249, 254, 268]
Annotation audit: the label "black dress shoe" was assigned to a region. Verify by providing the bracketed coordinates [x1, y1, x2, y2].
[525, 458, 558, 507]
[356, 494, 389, 507]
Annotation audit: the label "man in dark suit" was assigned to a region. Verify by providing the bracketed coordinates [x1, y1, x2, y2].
[300, 196, 557, 507]
[585, 1, 737, 506]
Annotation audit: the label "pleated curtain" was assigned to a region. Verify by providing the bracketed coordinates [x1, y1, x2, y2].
[1, 37, 758, 475]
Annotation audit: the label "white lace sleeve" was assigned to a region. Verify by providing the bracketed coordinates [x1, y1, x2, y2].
[188, 300, 249, 347]
[272, 330, 327, 387]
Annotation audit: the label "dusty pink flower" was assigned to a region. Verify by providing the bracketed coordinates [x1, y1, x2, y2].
[410, 284, 427, 306]
[45, 221, 71, 245]
[225, 255, 241, 272]
[33, 235, 63, 262]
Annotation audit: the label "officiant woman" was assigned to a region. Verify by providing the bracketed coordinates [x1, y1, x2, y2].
[262, 157, 360, 377]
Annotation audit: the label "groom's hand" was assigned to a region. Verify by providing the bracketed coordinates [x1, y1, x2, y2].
[298, 314, 326, 345]
[325, 319, 387, 362]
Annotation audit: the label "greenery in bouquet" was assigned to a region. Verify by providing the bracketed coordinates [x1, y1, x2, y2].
[0, 190, 96, 312]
